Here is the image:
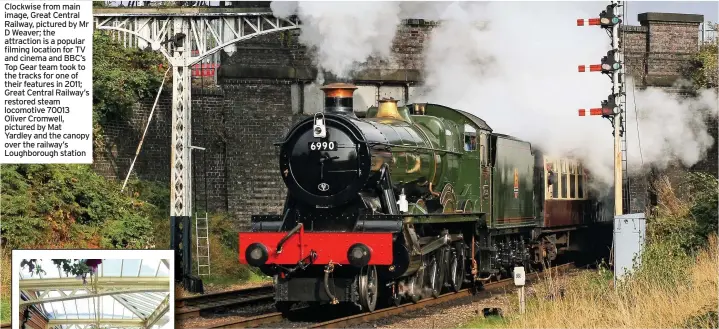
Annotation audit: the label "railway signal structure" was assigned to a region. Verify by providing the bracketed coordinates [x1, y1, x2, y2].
[577, 1, 627, 216]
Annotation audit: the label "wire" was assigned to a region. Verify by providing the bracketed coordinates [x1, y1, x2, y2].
[121, 67, 172, 192]
[631, 72, 645, 165]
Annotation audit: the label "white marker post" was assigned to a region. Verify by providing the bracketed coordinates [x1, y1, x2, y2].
[513, 266, 526, 314]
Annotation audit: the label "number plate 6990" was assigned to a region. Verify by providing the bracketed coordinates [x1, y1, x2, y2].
[309, 141, 337, 151]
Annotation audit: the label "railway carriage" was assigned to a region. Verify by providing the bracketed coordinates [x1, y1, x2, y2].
[238, 83, 611, 313]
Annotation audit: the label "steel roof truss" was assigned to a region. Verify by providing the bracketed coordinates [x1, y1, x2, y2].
[114, 295, 155, 319]
[46, 319, 145, 328]
[20, 287, 168, 306]
[109, 295, 145, 319]
[144, 295, 170, 329]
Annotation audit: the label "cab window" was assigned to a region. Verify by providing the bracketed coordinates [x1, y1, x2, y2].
[463, 124, 477, 152]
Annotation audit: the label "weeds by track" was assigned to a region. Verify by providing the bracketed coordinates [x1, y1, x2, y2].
[196, 263, 575, 328]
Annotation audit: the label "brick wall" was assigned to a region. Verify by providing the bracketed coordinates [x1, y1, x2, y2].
[621, 13, 715, 214]
[94, 14, 715, 223]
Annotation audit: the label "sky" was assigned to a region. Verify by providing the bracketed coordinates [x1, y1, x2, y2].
[624, 1, 717, 25]
[112, 1, 719, 24]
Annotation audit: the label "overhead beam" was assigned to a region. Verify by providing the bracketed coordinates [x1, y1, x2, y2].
[47, 319, 144, 328]
[20, 277, 169, 290]
[20, 277, 170, 306]
[144, 295, 170, 329]
[110, 295, 146, 319]
[21, 288, 168, 306]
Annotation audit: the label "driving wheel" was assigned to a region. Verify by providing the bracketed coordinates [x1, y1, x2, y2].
[359, 265, 378, 312]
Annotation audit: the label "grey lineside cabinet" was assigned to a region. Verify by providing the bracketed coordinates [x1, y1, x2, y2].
[613, 213, 647, 281]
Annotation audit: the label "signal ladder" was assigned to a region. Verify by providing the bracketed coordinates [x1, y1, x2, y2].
[621, 112, 630, 213]
[195, 212, 211, 277]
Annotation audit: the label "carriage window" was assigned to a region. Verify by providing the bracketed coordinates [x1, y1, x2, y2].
[578, 174, 584, 198]
[570, 174, 576, 198]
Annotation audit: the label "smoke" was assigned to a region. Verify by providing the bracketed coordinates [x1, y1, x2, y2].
[410, 1, 718, 186]
[411, 1, 621, 184]
[270, 1, 403, 79]
[270, 1, 719, 187]
[624, 79, 718, 173]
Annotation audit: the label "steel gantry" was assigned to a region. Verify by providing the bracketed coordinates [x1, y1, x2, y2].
[92, 7, 300, 292]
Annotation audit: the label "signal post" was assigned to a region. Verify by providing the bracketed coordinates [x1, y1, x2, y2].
[577, 1, 625, 216]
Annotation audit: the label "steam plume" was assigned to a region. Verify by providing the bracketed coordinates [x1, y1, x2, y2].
[270, 1, 718, 186]
[270, 1, 403, 79]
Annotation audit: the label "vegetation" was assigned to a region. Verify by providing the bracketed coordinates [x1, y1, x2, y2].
[684, 23, 718, 92]
[92, 30, 168, 155]
[1, 165, 160, 250]
[464, 173, 719, 328]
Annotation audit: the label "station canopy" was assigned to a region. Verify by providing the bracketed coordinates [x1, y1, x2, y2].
[19, 259, 171, 329]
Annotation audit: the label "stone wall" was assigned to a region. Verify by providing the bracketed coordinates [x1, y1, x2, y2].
[93, 13, 715, 224]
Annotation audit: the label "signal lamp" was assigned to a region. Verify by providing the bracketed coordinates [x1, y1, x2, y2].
[599, 4, 622, 28]
[600, 50, 621, 73]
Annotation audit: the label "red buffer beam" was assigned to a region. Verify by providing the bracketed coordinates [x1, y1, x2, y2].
[578, 64, 602, 72]
[577, 18, 601, 26]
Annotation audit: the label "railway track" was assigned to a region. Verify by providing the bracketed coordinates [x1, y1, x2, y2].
[196, 263, 575, 328]
[176, 285, 275, 320]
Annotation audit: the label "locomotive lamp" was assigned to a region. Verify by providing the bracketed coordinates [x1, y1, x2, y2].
[348, 243, 372, 267]
[398, 189, 409, 213]
[313, 113, 327, 138]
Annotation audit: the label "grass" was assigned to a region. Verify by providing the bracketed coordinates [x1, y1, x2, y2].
[462, 173, 718, 328]
[463, 315, 508, 328]
[462, 236, 718, 328]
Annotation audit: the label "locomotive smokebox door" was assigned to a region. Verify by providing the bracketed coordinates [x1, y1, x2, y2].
[513, 266, 526, 286]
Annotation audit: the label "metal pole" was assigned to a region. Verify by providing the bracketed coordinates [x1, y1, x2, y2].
[612, 1, 623, 216]
[170, 17, 193, 218]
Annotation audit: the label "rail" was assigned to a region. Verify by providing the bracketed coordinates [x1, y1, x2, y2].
[199, 263, 576, 328]
[176, 285, 274, 320]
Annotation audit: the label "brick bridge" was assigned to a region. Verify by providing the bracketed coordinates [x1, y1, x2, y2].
[93, 11, 716, 226]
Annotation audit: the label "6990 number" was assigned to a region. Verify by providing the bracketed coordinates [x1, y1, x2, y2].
[308, 141, 337, 151]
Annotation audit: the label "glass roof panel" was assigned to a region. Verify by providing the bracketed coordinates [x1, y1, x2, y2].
[19, 258, 171, 326]
[121, 259, 141, 277]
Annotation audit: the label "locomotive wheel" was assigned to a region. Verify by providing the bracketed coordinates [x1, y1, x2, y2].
[427, 255, 443, 298]
[359, 265, 378, 312]
[449, 242, 466, 292]
[409, 268, 424, 303]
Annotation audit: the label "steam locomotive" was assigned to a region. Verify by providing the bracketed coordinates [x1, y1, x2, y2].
[238, 83, 611, 313]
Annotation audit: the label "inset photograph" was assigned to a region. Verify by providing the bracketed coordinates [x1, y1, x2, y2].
[12, 250, 173, 329]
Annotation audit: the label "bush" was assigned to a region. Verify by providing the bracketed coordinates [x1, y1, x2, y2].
[648, 172, 718, 253]
[0, 165, 160, 249]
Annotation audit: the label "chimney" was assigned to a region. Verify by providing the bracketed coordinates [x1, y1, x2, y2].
[320, 83, 357, 116]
